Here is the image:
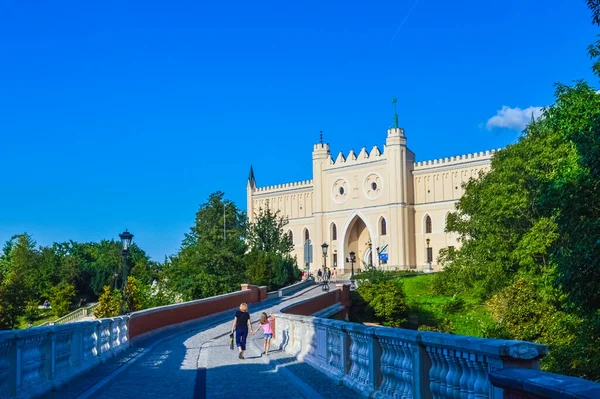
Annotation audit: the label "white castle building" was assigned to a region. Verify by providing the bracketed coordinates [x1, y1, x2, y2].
[247, 117, 496, 273]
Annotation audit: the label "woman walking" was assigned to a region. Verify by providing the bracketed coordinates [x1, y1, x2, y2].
[231, 303, 253, 359]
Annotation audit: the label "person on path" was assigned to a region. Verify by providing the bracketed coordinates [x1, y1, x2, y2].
[317, 269, 322, 282]
[252, 311, 275, 355]
[327, 269, 331, 281]
[231, 303, 253, 359]
[332, 268, 337, 282]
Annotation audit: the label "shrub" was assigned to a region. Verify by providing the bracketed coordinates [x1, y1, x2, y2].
[272, 255, 300, 290]
[486, 278, 557, 342]
[122, 276, 150, 312]
[246, 250, 300, 291]
[23, 300, 39, 325]
[94, 286, 122, 318]
[441, 296, 465, 314]
[356, 279, 408, 327]
[350, 290, 376, 324]
[50, 283, 76, 317]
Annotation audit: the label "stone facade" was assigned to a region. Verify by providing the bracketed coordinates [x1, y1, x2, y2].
[247, 127, 497, 273]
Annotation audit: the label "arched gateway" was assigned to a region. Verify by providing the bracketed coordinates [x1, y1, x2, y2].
[339, 212, 374, 273]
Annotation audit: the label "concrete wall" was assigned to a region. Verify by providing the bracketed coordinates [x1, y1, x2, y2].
[129, 284, 264, 340]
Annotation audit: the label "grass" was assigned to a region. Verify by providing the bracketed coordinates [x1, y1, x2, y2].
[17, 309, 57, 329]
[401, 273, 494, 337]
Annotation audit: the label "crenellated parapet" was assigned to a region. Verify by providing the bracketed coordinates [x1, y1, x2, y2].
[327, 145, 385, 168]
[254, 179, 314, 194]
[414, 148, 501, 169]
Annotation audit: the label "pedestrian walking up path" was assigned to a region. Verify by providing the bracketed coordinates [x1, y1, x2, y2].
[40, 283, 357, 399]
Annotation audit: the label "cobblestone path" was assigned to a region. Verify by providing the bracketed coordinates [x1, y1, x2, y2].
[40, 283, 358, 399]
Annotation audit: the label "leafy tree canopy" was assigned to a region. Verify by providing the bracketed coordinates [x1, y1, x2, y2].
[165, 191, 248, 300]
[246, 205, 294, 256]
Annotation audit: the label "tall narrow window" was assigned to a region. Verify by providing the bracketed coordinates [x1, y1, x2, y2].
[304, 229, 310, 243]
[427, 247, 433, 263]
[333, 254, 338, 267]
[288, 230, 294, 245]
[425, 215, 432, 234]
[331, 223, 337, 241]
[381, 218, 387, 236]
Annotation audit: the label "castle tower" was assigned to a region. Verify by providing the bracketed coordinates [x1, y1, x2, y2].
[247, 165, 256, 223]
[312, 131, 330, 267]
[384, 102, 415, 268]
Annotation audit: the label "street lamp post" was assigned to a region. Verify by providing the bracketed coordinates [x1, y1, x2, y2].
[349, 251, 356, 289]
[426, 238, 432, 272]
[321, 243, 329, 291]
[119, 229, 134, 313]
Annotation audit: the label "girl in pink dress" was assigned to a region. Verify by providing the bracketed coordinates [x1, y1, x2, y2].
[252, 311, 275, 355]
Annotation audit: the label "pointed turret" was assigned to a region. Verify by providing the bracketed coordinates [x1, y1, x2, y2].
[247, 165, 256, 188]
[247, 165, 256, 223]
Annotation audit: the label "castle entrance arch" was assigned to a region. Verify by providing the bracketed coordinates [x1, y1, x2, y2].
[339, 212, 374, 274]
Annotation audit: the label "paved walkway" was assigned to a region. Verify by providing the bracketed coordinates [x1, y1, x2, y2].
[41, 283, 359, 399]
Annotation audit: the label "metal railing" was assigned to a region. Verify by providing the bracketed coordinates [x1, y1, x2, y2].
[38, 303, 99, 327]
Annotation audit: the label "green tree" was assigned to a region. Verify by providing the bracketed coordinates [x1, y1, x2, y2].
[50, 282, 76, 317]
[0, 270, 30, 329]
[434, 81, 600, 380]
[587, 0, 600, 76]
[246, 205, 294, 255]
[165, 192, 247, 300]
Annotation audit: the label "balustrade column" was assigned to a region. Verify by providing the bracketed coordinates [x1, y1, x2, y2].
[47, 330, 55, 383]
[343, 324, 377, 396]
[411, 340, 431, 399]
[0, 335, 16, 398]
[71, 326, 82, 371]
[339, 324, 350, 376]
[369, 333, 382, 392]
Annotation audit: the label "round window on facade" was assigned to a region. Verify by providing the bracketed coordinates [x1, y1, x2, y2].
[339, 187, 345, 195]
[371, 182, 377, 191]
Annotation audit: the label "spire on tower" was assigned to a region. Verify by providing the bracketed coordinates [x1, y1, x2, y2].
[248, 165, 256, 188]
[319, 130, 323, 145]
[392, 97, 399, 128]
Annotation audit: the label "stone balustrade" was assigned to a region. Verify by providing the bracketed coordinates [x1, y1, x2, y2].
[273, 313, 550, 399]
[489, 368, 600, 398]
[0, 317, 129, 399]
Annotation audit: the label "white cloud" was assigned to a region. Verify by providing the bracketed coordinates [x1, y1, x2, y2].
[486, 106, 544, 131]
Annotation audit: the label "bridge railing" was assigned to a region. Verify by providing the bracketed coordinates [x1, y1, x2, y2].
[273, 313, 551, 399]
[0, 317, 129, 399]
[39, 303, 99, 327]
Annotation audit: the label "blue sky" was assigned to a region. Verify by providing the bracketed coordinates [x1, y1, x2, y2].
[0, 0, 597, 261]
